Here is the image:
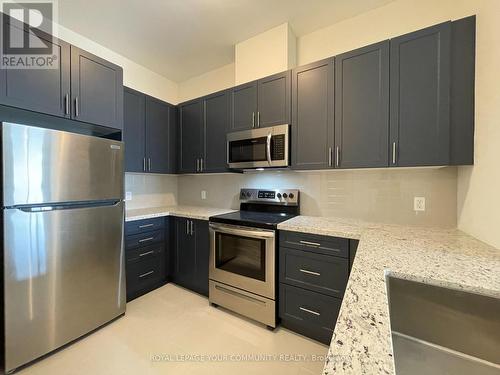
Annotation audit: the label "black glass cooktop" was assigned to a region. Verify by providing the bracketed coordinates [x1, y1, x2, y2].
[209, 210, 297, 230]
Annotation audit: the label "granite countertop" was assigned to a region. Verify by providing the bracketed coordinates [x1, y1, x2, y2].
[278, 216, 500, 374]
[125, 205, 236, 222]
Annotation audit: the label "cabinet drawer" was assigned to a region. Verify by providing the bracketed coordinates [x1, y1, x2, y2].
[279, 283, 342, 345]
[126, 255, 165, 298]
[125, 217, 165, 235]
[125, 229, 164, 250]
[280, 247, 348, 298]
[126, 243, 164, 264]
[280, 231, 349, 258]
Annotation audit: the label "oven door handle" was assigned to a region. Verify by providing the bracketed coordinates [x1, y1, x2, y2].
[266, 132, 272, 165]
[209, 223, 275, 239]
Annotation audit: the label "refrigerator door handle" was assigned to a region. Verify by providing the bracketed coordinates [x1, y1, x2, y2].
[13, 200, 121, 212]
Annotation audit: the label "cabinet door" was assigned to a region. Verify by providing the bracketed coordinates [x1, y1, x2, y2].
[194, 220, 209, 296]
[70, 46, 123, 129]
[335, 41, 389, 168]
[173, 218, 196, 289]
[390, 22, 451, 167]
[257, 71, 291, 128]
[230, 81, 257, 131]
[0, 19, 70, 118]
[123, 88, 146, 173]
[291, 58, 334, 170]
[145, 96, 171, 174]
[179, 99, 203, 173]
[203, 90, 229, 173]
[168, 106, 178, 174]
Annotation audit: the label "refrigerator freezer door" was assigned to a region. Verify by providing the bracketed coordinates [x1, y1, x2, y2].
[3, 201, 126, 372]
[2, 122, 124, 207]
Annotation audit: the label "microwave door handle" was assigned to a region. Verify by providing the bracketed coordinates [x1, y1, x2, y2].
[266, 132, 272, 165]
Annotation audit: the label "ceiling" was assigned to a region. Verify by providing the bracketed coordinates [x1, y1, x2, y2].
[58, 0, 394, 82]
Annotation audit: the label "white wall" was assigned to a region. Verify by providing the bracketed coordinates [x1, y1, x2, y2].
[235, 23, 296, 85]
[178, 63, 235, 103]
[125, 174, 178, 210]
[53, 25, 178, 104]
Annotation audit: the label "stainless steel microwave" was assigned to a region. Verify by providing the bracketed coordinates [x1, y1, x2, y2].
[227, 124, 289, 169]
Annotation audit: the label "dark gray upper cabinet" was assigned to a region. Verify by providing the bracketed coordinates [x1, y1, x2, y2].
[0, 20, 71, 118]
[335, 41, 389, 168]
[291, 58, 334, 170]
[230, 82, 258, 131]
[179, 99, 203, 173]
[203, 90, 230, 172]
[257, 71, 291, 128]
[146, 97, 175, 174]
[390, 22, 451, 167]
[71, 46, 124, 130]
[123, 88, 146, 173]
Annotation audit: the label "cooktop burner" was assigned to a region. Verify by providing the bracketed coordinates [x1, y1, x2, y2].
[209, 188, 300, 230]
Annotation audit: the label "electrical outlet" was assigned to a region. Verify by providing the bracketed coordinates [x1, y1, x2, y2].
[414, 197, 426, 212]
[125, 192, 132, 201]
[201, 190, 207, 200]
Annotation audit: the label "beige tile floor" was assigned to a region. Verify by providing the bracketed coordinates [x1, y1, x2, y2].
[18, 284, 328, 375]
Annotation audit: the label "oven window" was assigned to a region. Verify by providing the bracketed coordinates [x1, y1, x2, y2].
[215, 232, 266, 281]
[229, 137, 267, 163]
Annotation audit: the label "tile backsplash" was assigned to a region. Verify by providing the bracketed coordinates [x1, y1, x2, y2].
[125, 173, 178, 209]
[177, 167, 458, 227]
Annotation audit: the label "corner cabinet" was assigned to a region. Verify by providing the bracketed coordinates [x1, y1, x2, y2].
[171, 217, 209, 296]
[230, 71, 291, 131]
[70, 47, 123, 130]
[123, 87, 177, 174]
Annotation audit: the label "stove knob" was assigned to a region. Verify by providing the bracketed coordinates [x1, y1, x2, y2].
[277, 193, 282, 199]
[282, 193, 288, 199]
[289, 193, 294, 199]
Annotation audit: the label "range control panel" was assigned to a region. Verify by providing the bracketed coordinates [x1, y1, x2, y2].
[239, 188, 299, 206]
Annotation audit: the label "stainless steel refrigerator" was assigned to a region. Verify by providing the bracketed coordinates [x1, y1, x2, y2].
[1, 122, 126, 373]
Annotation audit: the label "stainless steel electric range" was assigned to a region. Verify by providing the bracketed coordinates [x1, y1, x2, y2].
[208, 188, 300, 328]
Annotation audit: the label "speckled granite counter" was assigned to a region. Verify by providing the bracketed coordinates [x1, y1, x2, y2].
[278, 216, 500, 375]
[125, 205, 235, 222]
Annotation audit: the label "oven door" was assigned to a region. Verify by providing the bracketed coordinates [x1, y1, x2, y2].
[209, 223, 275, 299]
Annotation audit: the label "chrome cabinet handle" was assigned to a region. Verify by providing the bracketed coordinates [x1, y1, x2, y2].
[257, 111, 260, 128]
[196, 159, 200, 172]
[138, 223, 154, 229]
[139, 250, 155, 257]
[138, 237, 154, 243]
[300, 307, 321, 316]
[328, 147, 332, 167]
[266, 132, 272, 165]
[300, 269, 321, 276]
[186, 220, 190, 235]
[299, 240, 321, 247]
[148, 158, 151, 171]
[74, 96, 79, 117]
[190, 220, 194, 235]
[200, 158, 203, 172]
[139, 270, 154, 278]
[252, 112, 255, 128]
[392, 142, 397, 165]
[143, 157, 146, 172]
[336, 146, 340, 167]
[64, 94, 70, 115]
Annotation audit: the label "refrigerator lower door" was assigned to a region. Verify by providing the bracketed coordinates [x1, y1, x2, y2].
[3, 201, 126, 372]
[2, 122, 124, 207]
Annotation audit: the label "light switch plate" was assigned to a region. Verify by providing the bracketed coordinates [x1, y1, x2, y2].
[414, 197, 425, 211]
[201, 190, 207, 200]
[125, 192, 132, 201]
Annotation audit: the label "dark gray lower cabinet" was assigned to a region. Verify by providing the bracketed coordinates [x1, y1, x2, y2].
[125, 217, 169, 301]
[279, 230, 355, 345]
[171, 217, 209, 296]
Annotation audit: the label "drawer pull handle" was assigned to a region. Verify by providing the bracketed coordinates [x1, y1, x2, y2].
[138, 237, 154, 243]
[139, 270, 154, 278]
[138, 224, 154, 229]
[139, 250, 155, 257]
[300, 307, 321, 316]
[300, 269, 321, 276]
[299, 240, 321, 247]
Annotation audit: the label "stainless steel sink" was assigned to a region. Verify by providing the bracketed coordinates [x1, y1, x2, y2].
[386, 275, 500, 375]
